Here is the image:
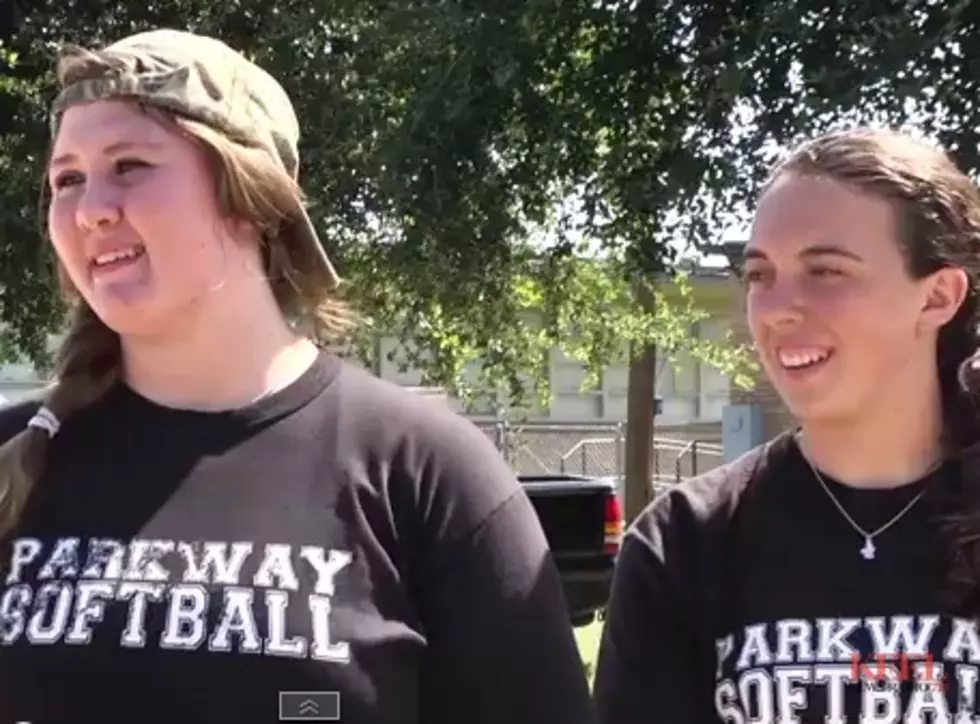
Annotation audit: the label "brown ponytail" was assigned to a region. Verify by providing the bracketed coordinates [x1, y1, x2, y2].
[0, 302, 120, 538]
[937, 350, 980, 610]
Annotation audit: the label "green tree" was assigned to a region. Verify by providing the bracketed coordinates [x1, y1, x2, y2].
[23, 0, 972, 519]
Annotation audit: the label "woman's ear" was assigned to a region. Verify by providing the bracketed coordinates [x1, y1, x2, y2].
[920, 266, 970, 333]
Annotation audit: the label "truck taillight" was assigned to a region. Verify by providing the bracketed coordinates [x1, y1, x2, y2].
[603, 493, 623, 555]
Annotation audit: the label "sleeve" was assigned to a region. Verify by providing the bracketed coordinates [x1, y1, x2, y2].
[409, 438, 596, 723]
[592, 524, 711, 723]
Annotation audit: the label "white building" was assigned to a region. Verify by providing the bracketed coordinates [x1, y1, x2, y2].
[0, 272, 739, 430]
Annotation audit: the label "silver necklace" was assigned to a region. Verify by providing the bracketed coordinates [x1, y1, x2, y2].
[797, 438, 934, 561]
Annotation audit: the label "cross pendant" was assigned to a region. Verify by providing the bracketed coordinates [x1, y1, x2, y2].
[860, 537, 876, 561]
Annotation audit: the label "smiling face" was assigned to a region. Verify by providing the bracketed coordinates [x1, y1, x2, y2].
[46, 99, 246, 337]
[745, 171, 965, 424]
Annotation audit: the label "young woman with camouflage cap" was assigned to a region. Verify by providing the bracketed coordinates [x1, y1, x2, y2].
[0, 28, 595, 724]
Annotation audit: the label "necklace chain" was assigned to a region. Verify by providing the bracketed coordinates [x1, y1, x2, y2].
[796, 435, 935, 561]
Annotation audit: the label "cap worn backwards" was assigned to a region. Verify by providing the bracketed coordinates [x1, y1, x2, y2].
[49, 28, 341, 291]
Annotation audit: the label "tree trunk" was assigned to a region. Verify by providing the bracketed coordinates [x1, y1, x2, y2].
[623, 279, 657, 524]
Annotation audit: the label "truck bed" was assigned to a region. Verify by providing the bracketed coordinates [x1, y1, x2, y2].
[519, 474, 621, 626]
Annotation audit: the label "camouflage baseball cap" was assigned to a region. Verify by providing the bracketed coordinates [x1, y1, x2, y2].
[49, 28, 341, 291]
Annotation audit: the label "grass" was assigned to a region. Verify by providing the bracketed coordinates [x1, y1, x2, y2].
[574, 618, 604, 688]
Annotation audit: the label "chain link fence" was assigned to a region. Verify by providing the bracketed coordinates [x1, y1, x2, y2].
[471, 419, 725, 486]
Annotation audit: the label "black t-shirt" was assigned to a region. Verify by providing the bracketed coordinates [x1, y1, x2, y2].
[0, 351, 595, 724]
[594, 431, 972, 723]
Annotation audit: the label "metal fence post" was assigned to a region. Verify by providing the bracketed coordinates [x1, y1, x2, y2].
[615, 422, 624, 479]
[501, 420, 511, 464]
